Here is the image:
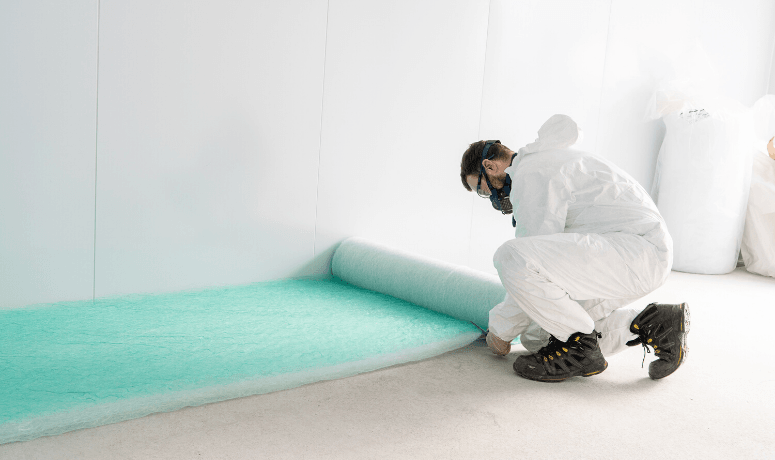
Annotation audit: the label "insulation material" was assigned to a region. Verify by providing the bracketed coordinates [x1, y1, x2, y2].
[651, 101, 752, 274]
[741, 96, 775, 278]
[332, 237, 506, 331]
[0, 239, 506, 444]
[751, 95, 775, 147]
[740, 149, 775, 278]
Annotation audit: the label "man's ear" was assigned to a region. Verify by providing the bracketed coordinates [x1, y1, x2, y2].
[482, 158, 496, 172]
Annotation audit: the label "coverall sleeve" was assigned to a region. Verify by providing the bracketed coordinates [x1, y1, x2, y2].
[512, 168, 573, 238]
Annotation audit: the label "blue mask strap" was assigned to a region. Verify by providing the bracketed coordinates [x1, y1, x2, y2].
[480, 140, 500, 205]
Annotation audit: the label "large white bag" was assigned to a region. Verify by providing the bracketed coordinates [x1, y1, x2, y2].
[741, 150, 775, 278]
[740, 96, 775, 278]
[651, 99, 752, 275]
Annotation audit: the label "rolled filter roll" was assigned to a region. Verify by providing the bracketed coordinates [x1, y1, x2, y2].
[332, 237, 506, 331]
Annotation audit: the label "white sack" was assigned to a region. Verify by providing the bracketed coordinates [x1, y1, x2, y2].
[740, 144, 775, 278]
[751, 95, 775, 142]
[651, 103, 752, 275]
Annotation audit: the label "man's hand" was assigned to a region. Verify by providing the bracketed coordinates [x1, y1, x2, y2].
[486, 332, 511, 356]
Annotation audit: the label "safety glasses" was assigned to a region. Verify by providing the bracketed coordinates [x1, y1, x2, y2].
[476, 171, 490, 198]
[476, 140, 500, 199]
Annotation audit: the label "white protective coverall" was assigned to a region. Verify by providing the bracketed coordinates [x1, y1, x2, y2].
[490, 114, 673, 356]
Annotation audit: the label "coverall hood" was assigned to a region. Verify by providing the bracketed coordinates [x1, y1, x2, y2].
[517, 114, 584, 156]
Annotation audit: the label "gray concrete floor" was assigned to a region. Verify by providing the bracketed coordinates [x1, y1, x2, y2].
[2, 267, 774, 459]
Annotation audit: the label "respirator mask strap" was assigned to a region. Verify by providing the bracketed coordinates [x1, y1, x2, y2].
[476, 140, 500, 198]
[478, 140, 514, 214]
[477, 143, 517, 226]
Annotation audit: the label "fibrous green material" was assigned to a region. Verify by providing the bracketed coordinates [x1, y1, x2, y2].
[1, 238, 506, 444]
[332, 237, 507, 331]
[0, 278, 479, 444]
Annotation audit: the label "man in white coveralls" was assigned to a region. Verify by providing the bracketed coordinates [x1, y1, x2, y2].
[460, 114, 690, 382]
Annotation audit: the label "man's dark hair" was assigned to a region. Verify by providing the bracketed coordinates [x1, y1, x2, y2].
[460, 141, 512, 191]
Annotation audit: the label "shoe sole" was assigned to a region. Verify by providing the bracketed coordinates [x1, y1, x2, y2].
[651, 302, 690, 379]
[515, 360, 608, 383]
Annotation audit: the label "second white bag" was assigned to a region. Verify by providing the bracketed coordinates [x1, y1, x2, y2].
[652, 106, 752, 275]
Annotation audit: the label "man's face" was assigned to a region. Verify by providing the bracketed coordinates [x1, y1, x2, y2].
[466, 168, 514, 215]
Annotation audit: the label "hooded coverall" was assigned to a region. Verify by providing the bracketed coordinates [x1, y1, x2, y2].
[489, 115, 673, 356]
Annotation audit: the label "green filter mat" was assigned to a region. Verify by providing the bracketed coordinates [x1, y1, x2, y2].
[1, 237, 507, 444]
[0, 278, 479, 444]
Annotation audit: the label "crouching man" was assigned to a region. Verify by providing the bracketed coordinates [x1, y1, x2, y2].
[460, 114, 689, 382]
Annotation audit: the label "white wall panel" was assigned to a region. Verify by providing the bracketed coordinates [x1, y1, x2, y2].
[471, 0, 611, 274]
[95, 0, 327, 297]
[0, 1, 98, 308]
[313, 0, 489, 272]
[478, 0, 611, 151]
[697, 0, 775, 107]
[598, 0, 775, 191]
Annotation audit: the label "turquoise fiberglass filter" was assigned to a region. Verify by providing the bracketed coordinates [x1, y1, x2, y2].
[332, 238, 506, 330]
[0, 237, 506, 444]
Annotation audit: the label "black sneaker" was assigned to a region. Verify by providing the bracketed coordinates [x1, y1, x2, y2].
[513, 331, 608, 383]
[627, 302, 690, 379]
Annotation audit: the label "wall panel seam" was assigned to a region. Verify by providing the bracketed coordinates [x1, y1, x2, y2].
[468, 0, 492, 268]
[767, 19, 775, 95]
[312, 0, 331, 263]
[595, 0, 614, 155]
